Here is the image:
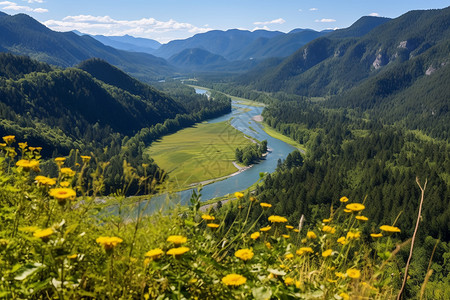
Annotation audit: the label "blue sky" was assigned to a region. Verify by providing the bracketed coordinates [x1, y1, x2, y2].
[1, 1, 449, 43]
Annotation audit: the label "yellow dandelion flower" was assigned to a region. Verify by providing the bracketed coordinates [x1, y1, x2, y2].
[33, 228, 54, 239]
[265, 242, 272, 249]
[260, 202, 272, 208]
[370, 233, 383, 238]
[285, 253, 294, 259]
[322, 249, 333, 257]
[346, 268, 361, 279]
[80, 155, 91, 163]
[260, 226, 271, 232]
[167, 246, 189, 256]
[284, 277, 294, 285]
[346, 231, 361, 240]
[35, 175, 56, 186]
[296, 247, 314, 255]
[286, 225, 294, 229]
[67, 254, 78, 259]
[323, 218, 332, 223]
[307, 231, 317, 239]
[55, 157, 66, 162]
[355, 215, 368, 221]
[344, 209, 352, 213]
[379, 225, 401, 233]
[340, 292, 350, 300]
[340, 196, 349, 202]
[167, 235, 187, 245]
[18, 142, 27, 149]
[282, 234, 290, 238]
[201, 214, 215, 221]
[337, 237, 347, 245]
[16, 159, 39, 171]
[145, 248, 164, 259]
[60, 167, 76, 177]
[0, 143, 6, 147]
[222, 274, 246, 286]
[96, 236, 123, 250]
[345, 203, 365, 212]
[234, 192, 244, 199]
[49, 188, 76, 202]
[322, 225, 336, 234]
[207, 223, 220, 228]
[2, 135, 15, 144]
[249, 196, 257, 202]
[235, 249, 254, 261]
[250, 232, 260, 240]
[268, 215, 288, 223]
[60, 181, 70, 188]
[335, 272, 346, 278]
[293, 229, 300, 233]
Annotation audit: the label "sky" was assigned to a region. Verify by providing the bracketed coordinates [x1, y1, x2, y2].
[0, 0, 449, 43]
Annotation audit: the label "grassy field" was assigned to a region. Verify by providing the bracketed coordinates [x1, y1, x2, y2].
[261, 122, 306, 152]
[146, 121, 254, 189]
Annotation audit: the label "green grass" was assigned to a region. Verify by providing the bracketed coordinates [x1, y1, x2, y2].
[261, 123, 306, 152]
[146, 121, 253, 189]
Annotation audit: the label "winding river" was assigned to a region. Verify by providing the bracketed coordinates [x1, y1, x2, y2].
[137, 89, 297, 213]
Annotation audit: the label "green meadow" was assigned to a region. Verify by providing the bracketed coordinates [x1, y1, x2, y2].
[146, 121, 254, 189]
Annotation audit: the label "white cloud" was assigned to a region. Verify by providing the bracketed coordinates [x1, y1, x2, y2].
[43, 15, 212, 43]
[369, 12, 380, 17]
[0, 1, 47, 13]
[26, 0, 44, 3]
[253, 18, 285, 25]
[309, 8, 318, 11]
[315, 18, 336, 23]
[298, 9, 302, 12]
[252, 26, 270, 31]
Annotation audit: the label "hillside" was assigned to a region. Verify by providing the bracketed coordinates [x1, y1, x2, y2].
[0, 12, 174, 81]
[91, 34, 161, 53]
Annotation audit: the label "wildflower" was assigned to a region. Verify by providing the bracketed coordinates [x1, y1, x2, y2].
[335, 272, 346, 278]
[0, 143, 6, 147]
[346, 268, 361, 279]
[284, 277, 294, 285]
[54, 157, 66, 165]
[268, 215, 288, 223]
[282, 234, 290, 238]
[340, 292, 350, 300]
[344, 209, 352, 213]
[222, 274, 246, 286]
[167, 247, 189, 256]
[355, 215, 369, 221]
[260, 226, 271, 232]
[207, 223, 220, 228]
[379, 225, 401, 233]
[96, 236, 123, 250]
[2, 135, 15, 145]
[322, 249, 333, 257]
[285, 253, 294, 259]
[260, 202, 272, 208]
[201, 214, 215, 221]
[235, 249, 254, 261]
[33, 228, 54, 239]
[337, 237, 347, 245]
[322, 225, 336, 234]
[307, 231, 317, 239]
[296, 247, 314, 255]
[18, 142, 27, 149]
[345, 203, 365, 212]
[60, 167, 76, 177]
[16, 159, 39, 172]
[346, 231, 361, 240]
[49, 188, 76, 203]
[293, 229, 300, 233]
[67, 254, 78, 259]
[249, 196, 256, 202]
[340, 196, 349, 202]
[145, 248, 164, 260]
[265, 242, 272, 249]
[167, 235, 187, 245]
[234, 192, 244, 199]
[80, 155, 91, 162]
[323, 218, 332, 223]
[60, 181, 70, 187]
[250, 232, 260, 240]
[370, 233, 383, 238]
[286, 225, 294, 229]
[35, 175, 56, 186]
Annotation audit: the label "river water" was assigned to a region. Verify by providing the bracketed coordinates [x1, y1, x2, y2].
[137, 89, 297, 213]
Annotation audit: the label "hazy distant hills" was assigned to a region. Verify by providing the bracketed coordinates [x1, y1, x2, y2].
[89, 34, 161, 54]
[0, 12, 173, 80]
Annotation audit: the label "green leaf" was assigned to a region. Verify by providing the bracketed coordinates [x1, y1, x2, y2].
[14, 262, 44, 281]
[252, 286, 272, 299]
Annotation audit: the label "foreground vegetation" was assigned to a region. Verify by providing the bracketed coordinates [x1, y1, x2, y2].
[2, 136, 447, 299]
